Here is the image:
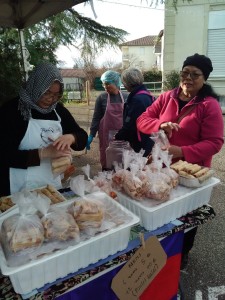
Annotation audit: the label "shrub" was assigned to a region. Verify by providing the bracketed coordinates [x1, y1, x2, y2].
[163, 70, 180, 91]
[143, 70, 162, 82]
[60, 91, 69, 104]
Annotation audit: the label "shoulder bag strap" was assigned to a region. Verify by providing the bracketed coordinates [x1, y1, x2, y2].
[177, 105, 195, 123]
[135, 90, 156, 102]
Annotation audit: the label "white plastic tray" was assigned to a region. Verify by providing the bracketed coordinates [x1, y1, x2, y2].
[0, 187, 67, 218]
[0, 203, 17, 217]
[178, 169, 214, 188]
[117, 177, 220, 231]
[0, 191, 139, 295]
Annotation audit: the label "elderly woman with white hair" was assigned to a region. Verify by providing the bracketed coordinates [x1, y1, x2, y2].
[115, 67, 154, 156]
[86, 70, 128, 170]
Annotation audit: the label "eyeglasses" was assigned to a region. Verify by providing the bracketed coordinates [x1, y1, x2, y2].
[180, 71, 203, 80]
[43, 90, 62, 99]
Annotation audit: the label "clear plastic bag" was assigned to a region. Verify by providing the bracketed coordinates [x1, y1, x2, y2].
[69, 176, 104, 234]
[68, 198, 104, 232]
[33, 193, 80, 243]
[81, 164, 99, 193]
[143, 169, 172, 201]
[92, 170, 117, 199]
[122, 164, 143, 200]
[112, 169, 130, 191]
[69, 175, 119, 236]
[1, 213, 44, 254]
[61, 163, 76, 184]
[1, 191, 44, 255]
[42, 209, 80, 242]
[151, 130, 170, 150]
[51, 156, 72, 178]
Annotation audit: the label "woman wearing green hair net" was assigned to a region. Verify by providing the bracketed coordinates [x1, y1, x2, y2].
[86, 70, 128, 170]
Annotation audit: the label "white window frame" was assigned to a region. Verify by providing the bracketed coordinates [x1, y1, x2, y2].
[207, 10, 225, 77]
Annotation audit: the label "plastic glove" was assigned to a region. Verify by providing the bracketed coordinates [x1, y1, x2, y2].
[86, 135, 94, 150]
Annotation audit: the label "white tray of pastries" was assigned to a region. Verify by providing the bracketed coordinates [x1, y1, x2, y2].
[116, 177, 220, 231]
[0, 185, 66, 217]
[170, 160, 215, 188]
[0, 196, 16, 216]
[0, 191, 139, 295]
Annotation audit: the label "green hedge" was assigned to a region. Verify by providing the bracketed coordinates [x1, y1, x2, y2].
[143, 70, 162, 82]
[163, 70, 180, 91]
[94, 77, 104, 91]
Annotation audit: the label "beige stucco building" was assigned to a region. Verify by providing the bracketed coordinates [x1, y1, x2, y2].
[163, 0, 225, 107]
[119, 36, 162, 71]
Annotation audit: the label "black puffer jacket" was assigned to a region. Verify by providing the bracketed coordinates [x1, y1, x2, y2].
[115, 84, 154, 156]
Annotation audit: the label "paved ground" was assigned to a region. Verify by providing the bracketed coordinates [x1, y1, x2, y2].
[68, 100, 225, 300]
[180, 143, 225, 300]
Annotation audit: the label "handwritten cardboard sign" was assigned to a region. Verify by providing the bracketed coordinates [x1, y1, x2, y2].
[111, 236, 167, 300]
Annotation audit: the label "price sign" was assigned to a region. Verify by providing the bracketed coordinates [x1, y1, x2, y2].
[111, 236, 167, 300]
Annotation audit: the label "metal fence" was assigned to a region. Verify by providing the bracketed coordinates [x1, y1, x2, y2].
[120, 81, 162, 93]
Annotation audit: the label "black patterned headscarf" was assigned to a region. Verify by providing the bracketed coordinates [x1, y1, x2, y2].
[18, 62, 64, 120]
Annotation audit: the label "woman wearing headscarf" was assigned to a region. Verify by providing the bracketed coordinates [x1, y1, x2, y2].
[86, 70, 128, 170]
[137, 53, 224, 269]
[0, 62, 87, 196]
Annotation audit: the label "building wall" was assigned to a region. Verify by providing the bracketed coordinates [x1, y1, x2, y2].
[62, 77, 81, 86]
[62, 77, 84, 92]
[164, 0, 225, 100]
[164, 2, 207, 73]
[121, 45, 158, 71]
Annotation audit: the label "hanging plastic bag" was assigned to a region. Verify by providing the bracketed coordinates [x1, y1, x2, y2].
[1, 191, 44, 255]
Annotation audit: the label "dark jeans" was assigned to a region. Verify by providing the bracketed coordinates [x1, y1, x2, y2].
[182, 227, 198, 255]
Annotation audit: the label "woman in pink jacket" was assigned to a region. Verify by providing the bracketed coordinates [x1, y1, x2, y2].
[137, 53, 224, 269]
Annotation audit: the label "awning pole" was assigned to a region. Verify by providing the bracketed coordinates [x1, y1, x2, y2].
[18, 29, 29, 81]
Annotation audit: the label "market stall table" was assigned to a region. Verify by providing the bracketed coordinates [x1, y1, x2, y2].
[0, 204, 215, 300]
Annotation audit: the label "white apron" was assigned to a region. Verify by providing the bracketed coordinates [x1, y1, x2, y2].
[10, 110, 62, 194]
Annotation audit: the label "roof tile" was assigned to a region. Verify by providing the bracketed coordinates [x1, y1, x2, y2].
[120, 35, 159, 47]
[60, 69, 85, 78]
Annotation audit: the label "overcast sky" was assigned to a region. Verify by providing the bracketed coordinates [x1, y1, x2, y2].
[56, 0, 164, 67]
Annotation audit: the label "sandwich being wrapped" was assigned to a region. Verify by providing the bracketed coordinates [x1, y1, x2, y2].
[51, 155, 76, 185]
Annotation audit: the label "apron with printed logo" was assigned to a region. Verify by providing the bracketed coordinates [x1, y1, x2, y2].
[98, 91, 124, 169]
[10, 110, 62, 194]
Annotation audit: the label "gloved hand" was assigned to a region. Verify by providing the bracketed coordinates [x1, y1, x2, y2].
[86, 135, 94, 150]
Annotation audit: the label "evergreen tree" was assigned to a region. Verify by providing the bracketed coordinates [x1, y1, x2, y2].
[0, 9, 127, 104]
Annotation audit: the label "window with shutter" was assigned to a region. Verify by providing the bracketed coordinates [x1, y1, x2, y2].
[207, 10, 225, 77]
